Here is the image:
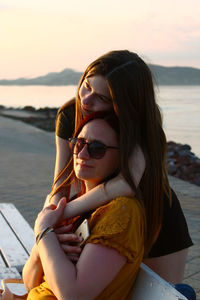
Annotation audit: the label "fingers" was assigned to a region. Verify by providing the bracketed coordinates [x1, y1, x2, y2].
[61, 243, 82, 254]
[56, 197, 66, 208]
[44, 197, 66, 212]
[52, 197, 66, 217]
[66, 254, 80, 263]
[61, 243, 82, 262]
[57, 232, 83, 244]
[54, 224, 73, 234]
[55, 226, 83, 261]
[35, 198, 67, 232]
[50, 204, 57, 210]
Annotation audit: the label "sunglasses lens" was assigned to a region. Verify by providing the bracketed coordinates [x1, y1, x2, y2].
[70, 138, 84, 154]
[74, 139, 85, 154]
[70, 138, 107, 159]
[89, 142, 106, 159]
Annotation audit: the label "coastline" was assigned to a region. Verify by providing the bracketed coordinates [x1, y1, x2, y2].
[1, 106, 200, 188]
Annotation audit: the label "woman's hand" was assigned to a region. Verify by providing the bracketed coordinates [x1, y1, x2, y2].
[35, 198, 83, 262]
[55, 224, 83, 263]
[43, 193, 66, 208]
[34, 197, 67, 237]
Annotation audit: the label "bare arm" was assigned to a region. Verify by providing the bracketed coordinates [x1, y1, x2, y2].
[54, 136, 71, 181]
[51, 136, 71, 205]
[39, 238, 126, 300]
[143, 249, 188, 284]
[22, 245, 43, 291]
[22, 224, 83, 291]
[35, 199, 126, 300]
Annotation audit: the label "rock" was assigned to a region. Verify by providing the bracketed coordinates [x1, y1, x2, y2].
[166, 141, 200, 187]
[166, 162, 177, 175]
[179, 144, 191, 151]
[191, 176, 200, 186]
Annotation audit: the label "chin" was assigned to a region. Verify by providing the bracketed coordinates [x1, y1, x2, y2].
[76, 169, 92, 181]
[76, 172, 101, 185]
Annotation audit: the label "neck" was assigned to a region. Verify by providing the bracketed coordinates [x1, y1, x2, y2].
[84, 181, 97, 192]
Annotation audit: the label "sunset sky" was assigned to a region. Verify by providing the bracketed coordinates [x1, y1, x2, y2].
[1, 0, 200, 79]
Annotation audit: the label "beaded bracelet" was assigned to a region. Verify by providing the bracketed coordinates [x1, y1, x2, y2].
[36, 226, 54, 245]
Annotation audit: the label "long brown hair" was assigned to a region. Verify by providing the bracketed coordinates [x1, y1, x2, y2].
[75, 50, 170, 255]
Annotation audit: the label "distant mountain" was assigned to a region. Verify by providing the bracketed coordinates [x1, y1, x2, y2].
[0, 65, 200, 86]
[0, 69, 82, 86]
[149, 65, 200, 85]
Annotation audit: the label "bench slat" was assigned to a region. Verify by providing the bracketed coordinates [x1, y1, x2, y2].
[0, 203, 35, 254]
[0, 213, 29, 271]
[0, 267, 21, 282]
[0, 252, 7, 267]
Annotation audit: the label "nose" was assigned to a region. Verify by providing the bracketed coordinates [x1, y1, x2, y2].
[81, 92, 95, 108]
[78, 144, 90, 160]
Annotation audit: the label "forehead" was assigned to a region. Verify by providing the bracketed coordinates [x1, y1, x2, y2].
[78, 119, 118, 144]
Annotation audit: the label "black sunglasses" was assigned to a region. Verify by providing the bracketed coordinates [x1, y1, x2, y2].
[68, 137, 119, 159]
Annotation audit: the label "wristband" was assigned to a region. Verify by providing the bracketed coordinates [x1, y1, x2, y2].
[36, 226, 54, 245]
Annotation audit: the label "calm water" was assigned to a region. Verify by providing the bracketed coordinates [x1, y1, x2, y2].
[0, 85, 77, 109]
[0, 85, 200, 157]
[156, 86, 200, 157]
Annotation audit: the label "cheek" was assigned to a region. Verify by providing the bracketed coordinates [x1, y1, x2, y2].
[95, 102, 113, 112]
[98, 153, 119, 177]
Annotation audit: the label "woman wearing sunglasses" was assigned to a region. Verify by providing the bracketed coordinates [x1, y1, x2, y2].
[23, 112, 145, 300]
[50, 50, 192, 283]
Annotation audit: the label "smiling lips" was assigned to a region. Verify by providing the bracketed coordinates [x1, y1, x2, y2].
[77, 161, 93, 169]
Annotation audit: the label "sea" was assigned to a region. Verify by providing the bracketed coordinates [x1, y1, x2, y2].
[0, 85, 200, 158]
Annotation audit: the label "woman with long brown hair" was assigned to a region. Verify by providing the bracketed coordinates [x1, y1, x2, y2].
[23, 112, 145, 299]
[49, 50, 192, 282]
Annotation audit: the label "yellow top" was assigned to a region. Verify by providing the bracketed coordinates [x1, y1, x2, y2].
[28, 196, 144, 300]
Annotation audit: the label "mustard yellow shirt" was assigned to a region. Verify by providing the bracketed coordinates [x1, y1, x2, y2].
[28, 196, 144, 300]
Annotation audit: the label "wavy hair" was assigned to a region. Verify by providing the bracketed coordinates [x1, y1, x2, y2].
[75, 50, 170, 255]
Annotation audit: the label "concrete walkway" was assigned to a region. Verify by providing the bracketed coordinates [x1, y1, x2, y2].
[0, 116, 55, 226]
[0, 116, 199, 298]
[169, 177, 200, 298]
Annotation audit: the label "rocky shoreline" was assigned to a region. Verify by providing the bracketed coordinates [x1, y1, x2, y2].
[166, 142, 200, 186]
[1, 106, 200, 187]
[0, 105, 57, 131]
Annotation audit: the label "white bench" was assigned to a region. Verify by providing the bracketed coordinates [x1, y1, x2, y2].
[0, 203, 35, 277]
[0, 203, 186, 299]
[131, 263, 187, 299]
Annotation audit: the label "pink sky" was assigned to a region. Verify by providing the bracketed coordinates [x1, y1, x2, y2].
[1, 0, 200, 79]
